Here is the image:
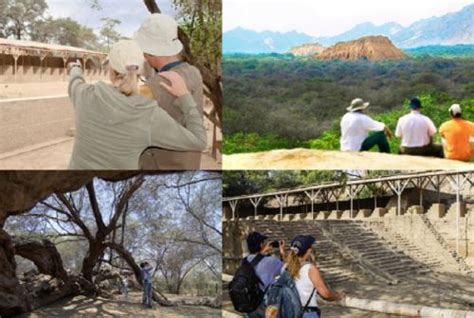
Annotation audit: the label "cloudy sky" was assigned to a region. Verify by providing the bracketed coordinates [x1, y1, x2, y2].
[223, 0, 474, 36]
[46, 0, 176, 37]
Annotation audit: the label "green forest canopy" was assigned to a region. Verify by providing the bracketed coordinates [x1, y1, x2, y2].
[223, 54, 474, 154]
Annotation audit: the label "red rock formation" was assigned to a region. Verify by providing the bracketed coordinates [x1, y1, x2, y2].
[316, 36, 407, 61]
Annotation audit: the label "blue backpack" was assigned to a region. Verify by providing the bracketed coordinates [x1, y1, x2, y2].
[265, 270, 315, 318]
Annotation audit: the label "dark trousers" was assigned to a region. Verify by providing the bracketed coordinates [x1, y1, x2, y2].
[360, 131, 391, 153]
[400, 144, 444, 158]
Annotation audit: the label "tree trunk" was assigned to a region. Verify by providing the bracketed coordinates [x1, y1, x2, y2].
[81, 242, 106, 282]
[12, 236, 68, 281]
[0, 229, 29, 316]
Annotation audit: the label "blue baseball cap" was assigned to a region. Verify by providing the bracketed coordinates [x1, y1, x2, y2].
[409, 97, 422, 110]
[247, 232, 269, 253]
[290, 235, 316, 256]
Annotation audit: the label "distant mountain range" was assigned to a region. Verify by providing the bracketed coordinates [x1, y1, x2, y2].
[223, 3, 474, 53]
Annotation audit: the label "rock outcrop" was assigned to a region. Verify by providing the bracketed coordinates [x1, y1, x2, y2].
[289, 43, 325, 56]
[316, 36, 407, 61]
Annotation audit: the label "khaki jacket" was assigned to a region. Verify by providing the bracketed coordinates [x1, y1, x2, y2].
[139, 62, 204, 170]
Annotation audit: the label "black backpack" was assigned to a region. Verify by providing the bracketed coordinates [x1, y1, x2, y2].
[229, 254, 266, 313]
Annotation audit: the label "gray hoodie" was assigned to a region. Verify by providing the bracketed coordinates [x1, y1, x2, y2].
[67, 67, 207, 169]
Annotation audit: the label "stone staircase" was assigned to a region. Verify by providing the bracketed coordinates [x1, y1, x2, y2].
[251, 220, 359, 285]
[250, 220, 434, 285]
[317, 220, 432, 281]
[419, 214, 473, 274]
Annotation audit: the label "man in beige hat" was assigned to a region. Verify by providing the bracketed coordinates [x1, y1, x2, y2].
[134, 13, 204, 170]
[340, 98, 392, 153]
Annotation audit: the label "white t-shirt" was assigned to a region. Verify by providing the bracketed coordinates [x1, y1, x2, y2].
[295, 263, 318, 308]
[395, 111, 437, 147]
[340, 112, 385, 151]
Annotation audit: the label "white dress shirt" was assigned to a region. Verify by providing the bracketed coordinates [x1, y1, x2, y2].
[340, 112, 385, 151]
[395, 111, 437, 147]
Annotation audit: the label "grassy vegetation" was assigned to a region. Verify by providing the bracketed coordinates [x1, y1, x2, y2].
[223, 52, 474, 155]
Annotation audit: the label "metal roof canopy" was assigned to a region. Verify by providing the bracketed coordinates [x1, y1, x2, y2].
[223, 169, 474, 255]
[223, 170, 473, 202]
[0, 38, 107, 58]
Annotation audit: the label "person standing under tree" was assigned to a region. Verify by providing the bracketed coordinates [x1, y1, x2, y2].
[140, 262, 154, 308]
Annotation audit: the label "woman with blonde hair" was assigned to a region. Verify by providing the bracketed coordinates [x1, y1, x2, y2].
[287, 235, 344, 318]
[67, 39, 207, 169]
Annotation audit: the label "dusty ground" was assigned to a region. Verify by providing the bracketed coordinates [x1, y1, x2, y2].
[0, 82, 221, 169]
[17, 292, 220, 318]
[223, 148, 473, 170]
[0, 82, 82, 99]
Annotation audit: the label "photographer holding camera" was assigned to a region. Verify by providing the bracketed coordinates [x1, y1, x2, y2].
[230, 231, 286, 318]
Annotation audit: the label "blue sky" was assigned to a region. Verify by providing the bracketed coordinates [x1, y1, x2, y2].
[223, 0, 474, 37]
[46, 0, 176, 37]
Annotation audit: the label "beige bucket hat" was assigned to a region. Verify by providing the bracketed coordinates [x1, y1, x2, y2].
[108, 40, 145, 75]
[133, 14, 183, 57]
[347, 98, 370, 112]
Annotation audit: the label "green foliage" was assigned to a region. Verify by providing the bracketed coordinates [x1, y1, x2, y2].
[224, 93, 474, 154]
[0, 0, 48, 39]
[224, 54, 474, 154]
[172, 0, 222, 74]
[223, 132, 302, 154]
[31, 17, 98, 50]
[99, 18, 122, 51]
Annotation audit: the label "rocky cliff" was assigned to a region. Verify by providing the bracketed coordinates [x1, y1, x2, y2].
[289, 43, 325, 56]
[316, 36, 407, 61]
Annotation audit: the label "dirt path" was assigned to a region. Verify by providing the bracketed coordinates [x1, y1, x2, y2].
[223, 148, 472, 170]
[18, 292, 220, 318]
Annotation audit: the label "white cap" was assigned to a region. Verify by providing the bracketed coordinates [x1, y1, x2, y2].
[133, 14, 183, 57]
[449, 104, 462, 116]
[108, 40, 145, 75]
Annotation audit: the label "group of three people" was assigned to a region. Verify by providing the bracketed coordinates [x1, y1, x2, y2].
[67, 14, 206, 170]
[243, 232, 344, 318]
[340, 97, 474, 161]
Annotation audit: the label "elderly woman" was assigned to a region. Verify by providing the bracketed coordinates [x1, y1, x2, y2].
[67, 40, 207, 169]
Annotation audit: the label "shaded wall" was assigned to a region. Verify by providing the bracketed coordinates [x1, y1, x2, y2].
[0, 54, 107, 83]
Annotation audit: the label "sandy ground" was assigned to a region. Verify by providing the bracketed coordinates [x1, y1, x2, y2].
[223, 148, 473, 170]
[0, 82, 221, 170]
[17, 292, 220, 318]
[0, 82, 81, 99]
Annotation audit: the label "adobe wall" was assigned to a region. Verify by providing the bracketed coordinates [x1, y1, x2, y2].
[0, 54, 107, 83]
[0, 96, 73, 153]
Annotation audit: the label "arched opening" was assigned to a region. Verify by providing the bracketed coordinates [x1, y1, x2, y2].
[0, 54, 15, 83]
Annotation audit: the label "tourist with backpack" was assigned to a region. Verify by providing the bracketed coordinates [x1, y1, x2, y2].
[266, 235, 344, 318]
[229, 232, 286, 318]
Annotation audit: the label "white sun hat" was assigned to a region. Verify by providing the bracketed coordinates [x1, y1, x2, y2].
[347, 98, 370, 112]
[133, 13, 183, 57]
[449, 103, 462, 116]
[108, 40, 145, 75]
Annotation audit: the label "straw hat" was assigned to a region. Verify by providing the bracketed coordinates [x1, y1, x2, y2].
[133, 14, 183, 57]
[108, 40, 145, 75]
[347, 98, 370, 112]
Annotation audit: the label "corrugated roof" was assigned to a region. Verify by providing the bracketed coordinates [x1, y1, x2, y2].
[0, 38, 107, 57]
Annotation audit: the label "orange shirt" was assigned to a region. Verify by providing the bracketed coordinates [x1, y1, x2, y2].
[439, 118, 474, 161]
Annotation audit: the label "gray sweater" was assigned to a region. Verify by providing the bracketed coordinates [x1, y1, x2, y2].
[67, 67, 207, 170]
